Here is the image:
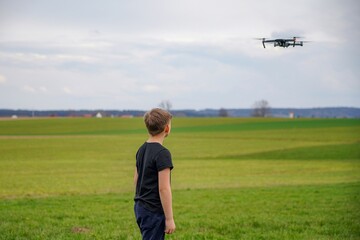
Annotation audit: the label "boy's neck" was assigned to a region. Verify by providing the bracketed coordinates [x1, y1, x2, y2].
[147, 134, 165, 145]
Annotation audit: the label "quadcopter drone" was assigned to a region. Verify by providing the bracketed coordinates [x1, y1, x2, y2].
[257, 37, 306, 48]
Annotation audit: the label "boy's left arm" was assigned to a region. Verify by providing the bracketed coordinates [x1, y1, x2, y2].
[159, 168, 176, 234]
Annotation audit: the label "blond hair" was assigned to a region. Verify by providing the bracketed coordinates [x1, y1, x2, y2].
[144, 108, 172, 136]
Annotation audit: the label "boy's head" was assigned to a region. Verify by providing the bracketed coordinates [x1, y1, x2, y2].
[144, 108, 172, 137]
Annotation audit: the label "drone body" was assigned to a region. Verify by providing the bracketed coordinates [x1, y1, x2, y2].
[259, 37, 305, 48]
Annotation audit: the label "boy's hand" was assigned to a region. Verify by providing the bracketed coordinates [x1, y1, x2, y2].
[165, 218, 176, 234]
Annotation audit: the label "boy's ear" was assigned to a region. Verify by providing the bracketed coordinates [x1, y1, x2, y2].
[164, 124, 171, 137]
[164, 124, 171, 135]
[165, 124, 170, 133]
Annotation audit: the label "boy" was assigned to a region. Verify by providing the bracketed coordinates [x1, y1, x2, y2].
[134, 108, 176, 239]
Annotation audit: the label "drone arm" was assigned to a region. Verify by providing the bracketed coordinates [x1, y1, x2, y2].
[293, 42, 303, 46]
[262, 39, 276, 48]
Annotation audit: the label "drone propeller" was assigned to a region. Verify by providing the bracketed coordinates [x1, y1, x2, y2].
[254, 38, 267, 48]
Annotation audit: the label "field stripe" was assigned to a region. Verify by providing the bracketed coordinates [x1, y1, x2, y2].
[218, 142, 360, 160]
[174, 118, 360, 133]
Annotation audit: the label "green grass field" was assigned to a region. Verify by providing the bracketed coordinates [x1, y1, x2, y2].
[0, 117, 359, 239]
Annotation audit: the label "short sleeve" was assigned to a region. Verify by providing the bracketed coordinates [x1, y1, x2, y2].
[155, 149, 173, 172]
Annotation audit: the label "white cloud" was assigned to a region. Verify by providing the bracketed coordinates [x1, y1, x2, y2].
[321, 69, 360, 93]
[0, 74, 6, 84]
[21, 85, 50, 94]
[22, 85, 36, 93]
[143, 85, 160, 93]
[39, 86, 48, 93]
[63, 87, 72, 94]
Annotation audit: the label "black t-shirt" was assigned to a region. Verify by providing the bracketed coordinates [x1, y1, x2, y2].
[134, 142, 173, 213]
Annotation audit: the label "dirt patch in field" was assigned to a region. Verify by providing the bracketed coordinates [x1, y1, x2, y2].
[71, 226, 91, 234]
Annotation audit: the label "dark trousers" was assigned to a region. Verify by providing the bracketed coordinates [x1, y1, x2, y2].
[134, 202, 165, 240]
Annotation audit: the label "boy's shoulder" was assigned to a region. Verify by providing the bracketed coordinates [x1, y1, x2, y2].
[138, 142, 169, 154]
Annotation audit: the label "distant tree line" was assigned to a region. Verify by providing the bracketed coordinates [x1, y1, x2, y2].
[1, 106, 359, 118]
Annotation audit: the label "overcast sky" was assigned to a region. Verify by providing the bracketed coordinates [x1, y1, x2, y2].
[0, 0, 359, 110]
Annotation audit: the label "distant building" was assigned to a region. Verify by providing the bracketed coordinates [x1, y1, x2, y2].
[11, 115, 18, 119]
